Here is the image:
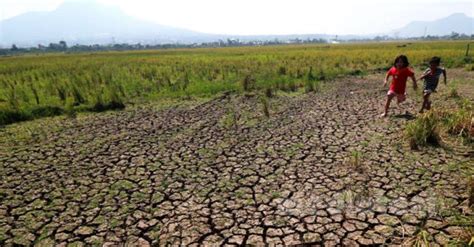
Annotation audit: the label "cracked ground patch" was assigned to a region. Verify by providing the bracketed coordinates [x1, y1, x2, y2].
[0, 70, 473, 246]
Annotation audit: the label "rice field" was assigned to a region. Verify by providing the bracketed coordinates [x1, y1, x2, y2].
[0, 41, 471, 125]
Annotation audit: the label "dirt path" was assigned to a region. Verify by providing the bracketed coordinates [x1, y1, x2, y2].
[0, 71, 473, 246]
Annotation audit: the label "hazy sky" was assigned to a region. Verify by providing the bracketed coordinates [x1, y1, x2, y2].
[0, 0, 472, 35]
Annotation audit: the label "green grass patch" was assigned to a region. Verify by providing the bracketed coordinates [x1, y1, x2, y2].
[406, 102, 473, 149]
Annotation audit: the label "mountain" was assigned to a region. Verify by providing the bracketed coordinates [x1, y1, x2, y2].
[0, 1, 472, 47]
[395, 13, 473, 37]
[0, 1, 211, 46]
[0, 1, 340, 47]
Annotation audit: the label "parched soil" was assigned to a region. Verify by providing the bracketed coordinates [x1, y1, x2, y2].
[0, 70, 473, 246]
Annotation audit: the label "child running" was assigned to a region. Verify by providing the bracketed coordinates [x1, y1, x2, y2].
[381, 55, 417, 117]
[418, 56, 447, 113]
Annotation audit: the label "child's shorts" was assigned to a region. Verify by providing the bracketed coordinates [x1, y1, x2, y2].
[423, 82, 438, 95]
[423, 89, 437, 95]
[387, 90, 406, 103]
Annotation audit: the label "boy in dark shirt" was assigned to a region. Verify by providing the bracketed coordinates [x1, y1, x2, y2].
[418, 56, 447, 113]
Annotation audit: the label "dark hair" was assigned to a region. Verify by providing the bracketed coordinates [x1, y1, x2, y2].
[429, 56, 441, 65]
[394, 55, 409, 68]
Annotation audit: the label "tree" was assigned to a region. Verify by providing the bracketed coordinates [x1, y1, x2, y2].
[49, 43, 60, 50]
[11, 44, 19, 51]
[59, 40, 68, 50]
[450, 32, 460, 39]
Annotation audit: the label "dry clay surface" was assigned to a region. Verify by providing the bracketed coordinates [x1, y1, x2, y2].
[1, 71, 473, 246]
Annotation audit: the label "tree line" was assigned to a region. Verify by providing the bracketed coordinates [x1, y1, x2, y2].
[1, 32, 472, 56]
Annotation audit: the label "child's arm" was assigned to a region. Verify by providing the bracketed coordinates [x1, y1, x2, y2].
[417, 73, 428, 81]
[383, 72, 391, 87]
[410, 75, 418, 90]
[442, 68, 447, 85]
[417, 69, 429, 81]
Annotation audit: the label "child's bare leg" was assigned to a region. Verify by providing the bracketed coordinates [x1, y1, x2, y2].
[397, 94, 407, 114]
[420, 94, 429, 113]
[425, 93, 431, 110]
[382, 95, 394, 117]
[397, 100, 403, 114]
[419, 102, 425, 113]
[397, 100, 405, 114]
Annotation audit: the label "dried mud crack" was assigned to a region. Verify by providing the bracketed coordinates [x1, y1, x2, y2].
[0, 74, 472, 246]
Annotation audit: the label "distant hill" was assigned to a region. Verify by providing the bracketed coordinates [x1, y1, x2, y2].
[395, 13, 473, 37]
[0, 1, 341, 47]
[0, 1, 472, 47]
[0, 1, 212, 46]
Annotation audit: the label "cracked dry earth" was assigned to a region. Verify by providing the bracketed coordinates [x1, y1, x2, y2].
[1, 73, 473, 246]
